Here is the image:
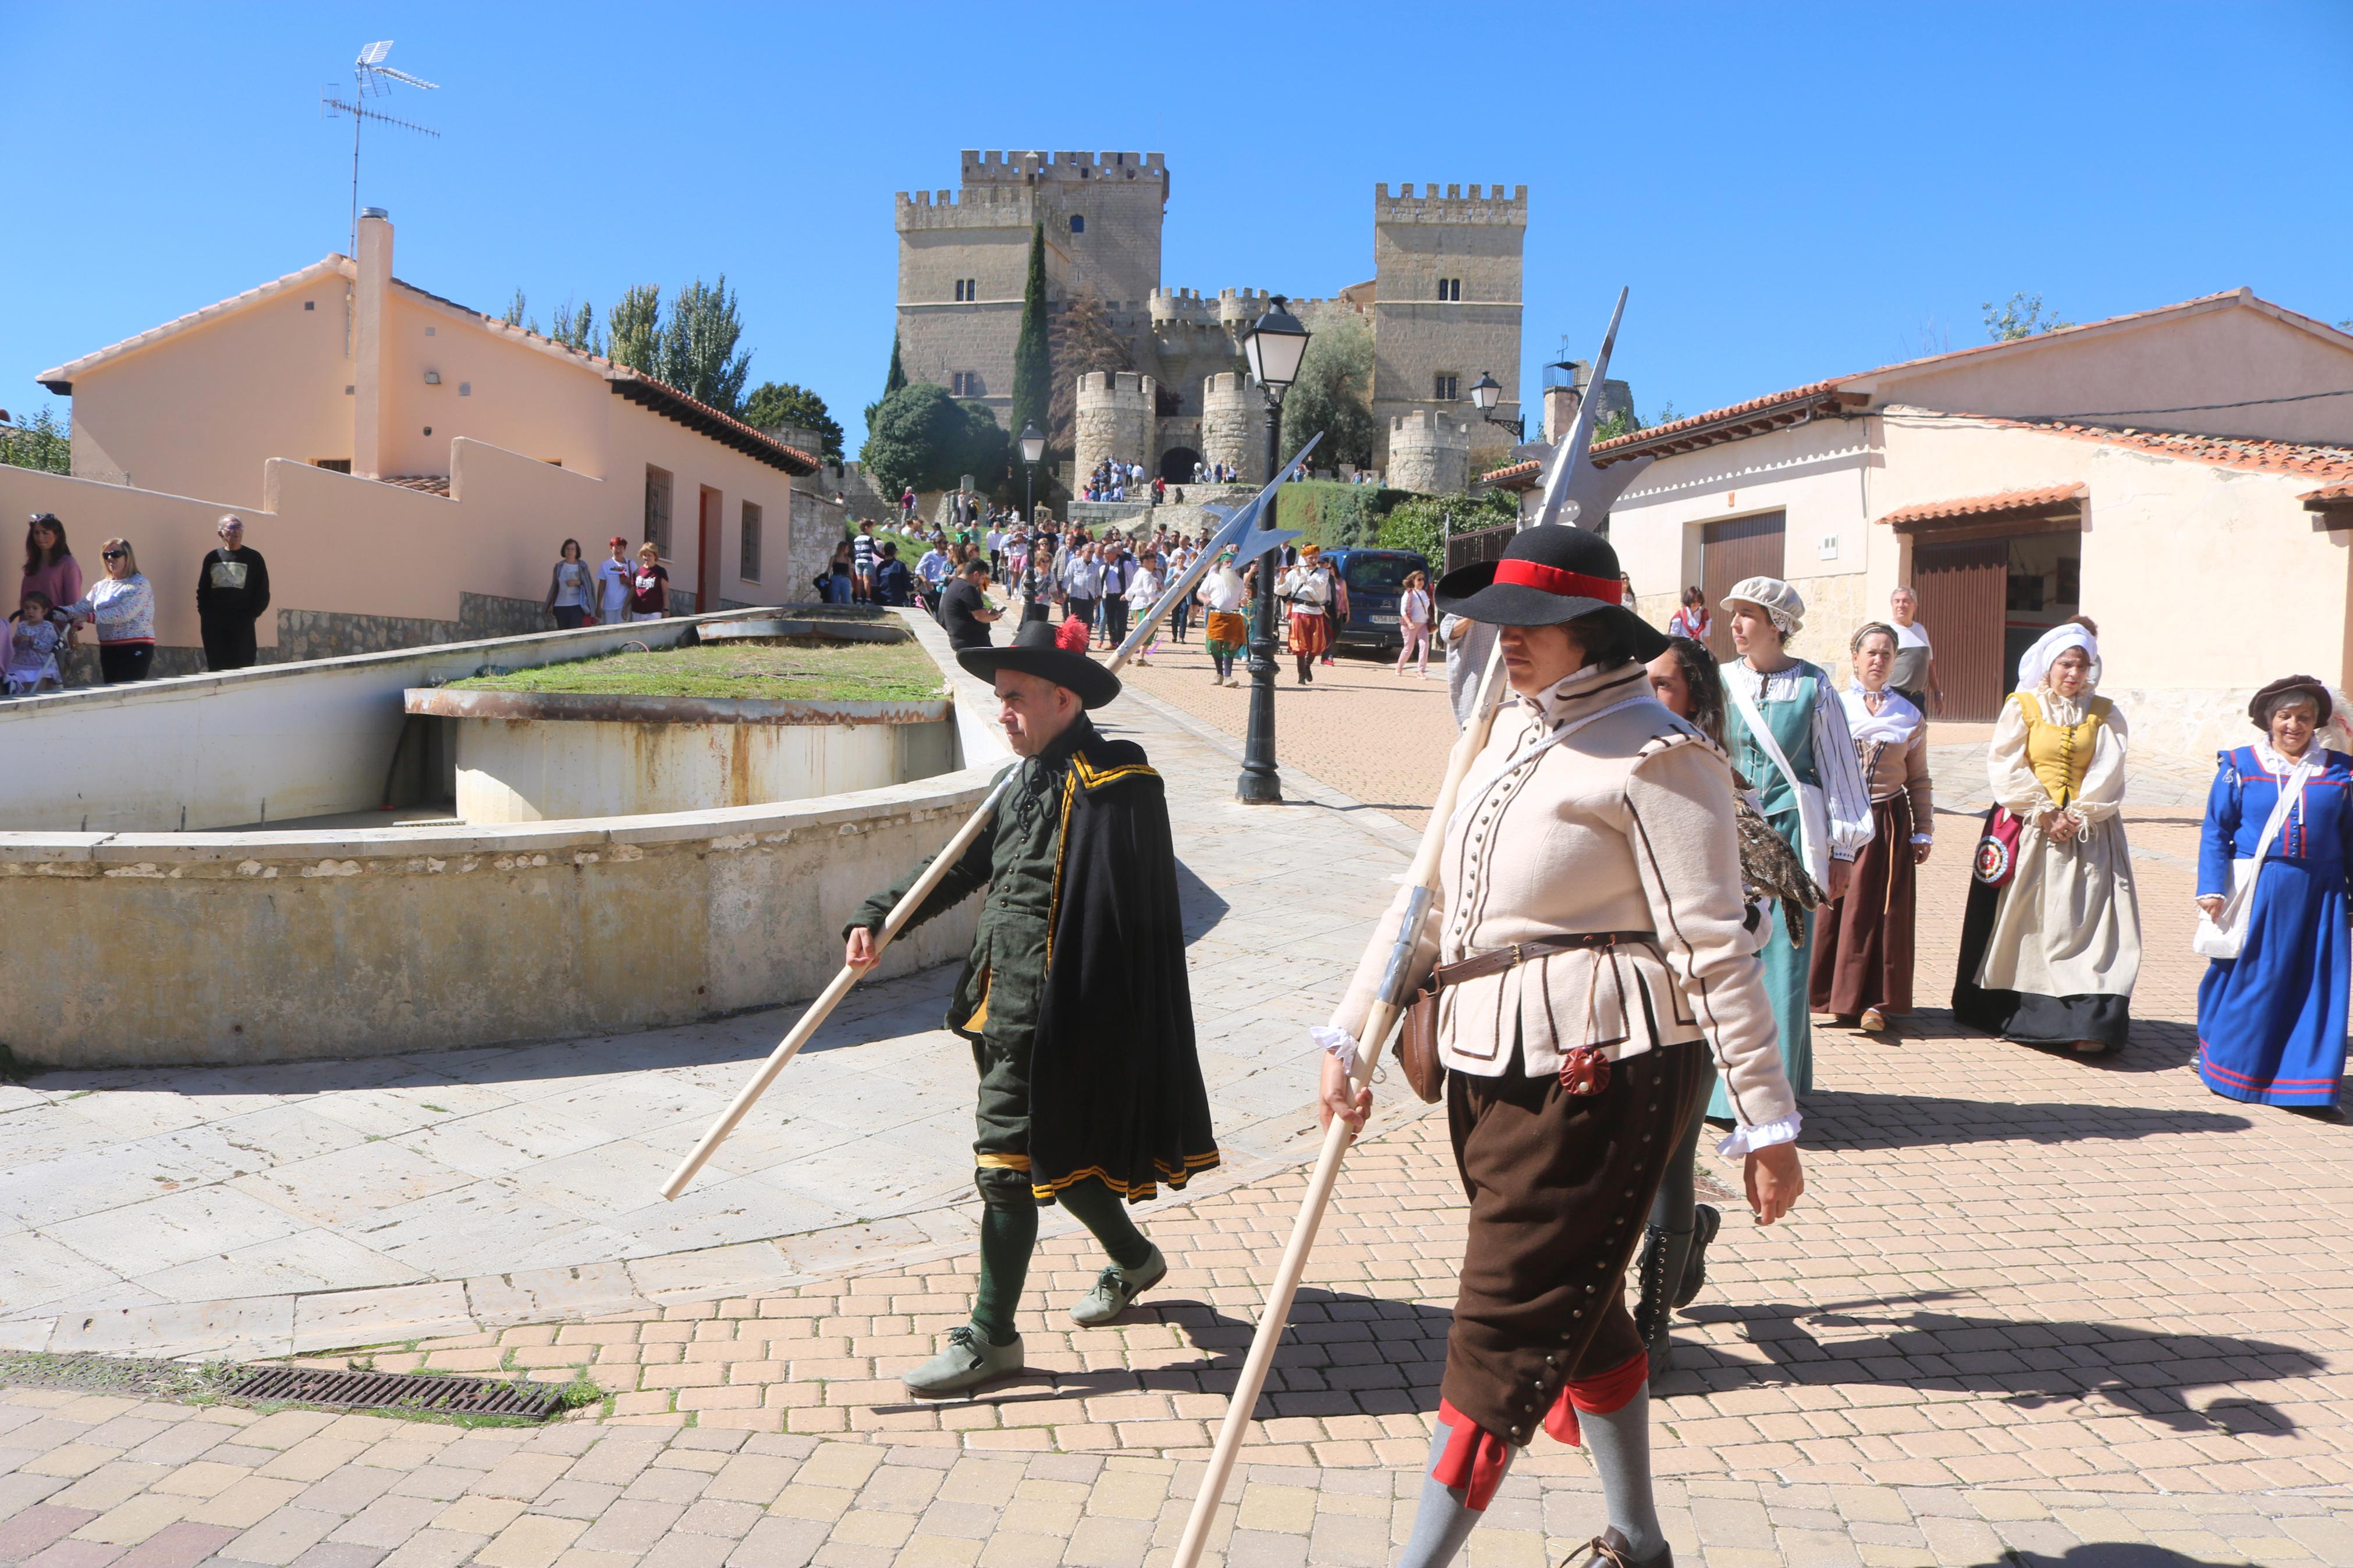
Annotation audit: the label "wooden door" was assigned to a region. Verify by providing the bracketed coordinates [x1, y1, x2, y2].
[1911, 538, 2008, 721]
[696, 487, 722, 614]
[1700, 512, 1786, 662]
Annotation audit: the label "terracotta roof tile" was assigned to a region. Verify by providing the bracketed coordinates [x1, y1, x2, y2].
[384, 475, 453, 497]
[1977, 416, 2353, 482]
[2301, 482, 2353, 504]
[1876, 483, 2084, 530]
[1478, 457, 1543, 486]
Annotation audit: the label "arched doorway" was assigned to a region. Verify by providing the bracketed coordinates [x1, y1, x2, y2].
[1159, 447, 1201, 485]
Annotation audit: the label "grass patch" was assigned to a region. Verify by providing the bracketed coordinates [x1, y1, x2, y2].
[448, 639, 945, 703]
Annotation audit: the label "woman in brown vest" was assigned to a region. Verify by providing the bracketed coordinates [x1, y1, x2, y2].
[1953, 618, 2142, 1053]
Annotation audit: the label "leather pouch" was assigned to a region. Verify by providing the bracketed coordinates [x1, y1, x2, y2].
[1393, 977, 1445, 1103]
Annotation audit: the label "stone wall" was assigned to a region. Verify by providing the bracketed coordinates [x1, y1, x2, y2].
[274, 592, 549, 664]
[1387, 409, 1471, 495]
[1201, 372, 1262, 484]
[1371, 183, 1527, 458]
[788, 488, 847, 597]
[1073, 371, 1154, 482]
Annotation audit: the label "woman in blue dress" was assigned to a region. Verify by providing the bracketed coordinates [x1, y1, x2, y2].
[2196, 674, 2351, 1115]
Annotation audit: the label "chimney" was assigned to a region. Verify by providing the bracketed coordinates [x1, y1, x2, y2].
[353, 208, 393, 479]
[1543, 383, 1581, 446]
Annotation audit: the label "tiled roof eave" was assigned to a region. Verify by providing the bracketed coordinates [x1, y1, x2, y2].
[1877, 483, 2086, 532]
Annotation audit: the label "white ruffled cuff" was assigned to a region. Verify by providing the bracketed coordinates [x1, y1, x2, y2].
[1311, 1025, 1362, 1079]
[1715, 1112, 1802, 1157]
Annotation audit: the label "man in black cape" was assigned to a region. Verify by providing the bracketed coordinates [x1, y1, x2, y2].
[844, 618, 1219, 1394]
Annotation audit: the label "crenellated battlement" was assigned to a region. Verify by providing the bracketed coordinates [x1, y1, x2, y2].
[959, 149, 1169, 185]
[895, 184, 1041, 233]
[1390, 408, 1470, 440]
[1374, 182, 1528, 226]
[1076, 371, 1156, 403]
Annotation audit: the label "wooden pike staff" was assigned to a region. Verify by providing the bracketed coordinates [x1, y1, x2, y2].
[660, 435, 1320, 1201]
[1168, 291, 1629, 1568]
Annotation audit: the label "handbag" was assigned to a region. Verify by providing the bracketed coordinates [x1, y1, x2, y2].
[1972, 807, 2023, 887]
[1724, 671, 1832, 888]
[2194, 756, 2312, 960]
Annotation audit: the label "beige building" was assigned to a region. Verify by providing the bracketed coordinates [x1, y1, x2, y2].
[10, 210, 826, 670]
[895, 151, 1524, 479]
[1488, 289, 2353, 756]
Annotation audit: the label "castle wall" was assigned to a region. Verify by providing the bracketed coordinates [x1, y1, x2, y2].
[1201, 372, 1263, 485]
[1073, 371, 1154, 482]
[1387, 409, 1471, 495]
[1371, 183, 1525, 460]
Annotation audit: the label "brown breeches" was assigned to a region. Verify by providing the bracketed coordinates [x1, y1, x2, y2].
[1441, 1039, 1706, 1445]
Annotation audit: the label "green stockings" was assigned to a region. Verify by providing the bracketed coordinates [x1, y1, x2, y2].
[968, 1172, 1152, 1345]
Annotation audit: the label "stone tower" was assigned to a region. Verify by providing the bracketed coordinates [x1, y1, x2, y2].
[1386, 410, 1471, 495]
[1073, 372, 1155, 483]
[1201, 372, 1261, 485]
[1369, 183, 1527, 463]
[893, 151, 1169, 426]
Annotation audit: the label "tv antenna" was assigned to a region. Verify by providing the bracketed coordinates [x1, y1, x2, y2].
[321, 41, 438, 253]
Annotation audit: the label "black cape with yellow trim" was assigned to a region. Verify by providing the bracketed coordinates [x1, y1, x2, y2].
[1024, 737, 1220, 1205]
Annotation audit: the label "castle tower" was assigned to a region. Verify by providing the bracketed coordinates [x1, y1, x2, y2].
[1386, 410, 1472, 495]
[893, 151, 1169, 425]
[1200, 372, 1261, 485]
[1369, 183, 1526, 462]
[1073, 372, 1155, 484]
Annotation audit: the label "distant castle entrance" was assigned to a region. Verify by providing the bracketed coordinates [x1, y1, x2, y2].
[1158, 446, 1199, 485]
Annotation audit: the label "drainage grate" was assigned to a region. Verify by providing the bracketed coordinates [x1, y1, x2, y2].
[220, 1366, 568, 1420]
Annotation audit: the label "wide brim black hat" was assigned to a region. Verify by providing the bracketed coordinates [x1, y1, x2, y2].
[1435, 524, 1668, 663]
[956, 618, 1122, 709]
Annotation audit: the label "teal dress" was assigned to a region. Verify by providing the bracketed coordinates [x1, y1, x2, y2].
[1712, 661, 1822, 1112]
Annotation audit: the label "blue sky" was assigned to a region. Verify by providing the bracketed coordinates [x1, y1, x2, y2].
[5, 2, 2350, 441]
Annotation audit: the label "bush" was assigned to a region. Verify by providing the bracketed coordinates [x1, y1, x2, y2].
[860, 384, 1007, 498]
[1378, 489, 1517, 566]
[1266, 481, 1415, 549]
[0, 405, 69, 475]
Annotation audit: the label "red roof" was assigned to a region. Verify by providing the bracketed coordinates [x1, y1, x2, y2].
[2301, 482, 2353, 506]
[1478, 457, 1543, 487]
[1877, 483, 2084, 531]
[1981, 418, 2353, 483]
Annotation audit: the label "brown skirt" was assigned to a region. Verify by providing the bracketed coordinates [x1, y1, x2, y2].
[1809, 792, 1917, 1017]
[1442, 1040, 1705, 1445]
[1287, 611, 1332, 656]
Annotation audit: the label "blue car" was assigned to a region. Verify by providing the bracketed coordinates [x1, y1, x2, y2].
[1322, 547, 1432, 654]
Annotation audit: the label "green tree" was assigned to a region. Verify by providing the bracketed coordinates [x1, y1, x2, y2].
[608, 285, 662, 374]
[741, 381, 845, 461]
[1982, 292, 2073, 342]
[502, 288, 528, 328]
[861, 383, 988, 497]
[867, 335, 910, 435]
[1378, 488, 1516, 567]
[1280, 301, 1378, 470]
[1010, 223, 1050, 447]
[1046, 292, 1133, 464]
[0, 404, 70, 475]
[659, 276, 753, 415]
[957, 400, 1010, 496]
[549, 297, 601, 356]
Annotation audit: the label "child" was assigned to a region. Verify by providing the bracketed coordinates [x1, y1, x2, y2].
[7, 591, 65, 695]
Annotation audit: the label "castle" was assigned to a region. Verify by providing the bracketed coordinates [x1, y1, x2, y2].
[893, 150, 1525, 489]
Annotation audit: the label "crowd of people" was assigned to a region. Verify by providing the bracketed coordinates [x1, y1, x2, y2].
[10, 510, 272, 691]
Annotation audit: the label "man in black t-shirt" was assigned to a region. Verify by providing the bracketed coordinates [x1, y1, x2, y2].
[939, 560, 1000, 649]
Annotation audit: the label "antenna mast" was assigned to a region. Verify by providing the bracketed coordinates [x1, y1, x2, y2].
[321, 40, 439, 253]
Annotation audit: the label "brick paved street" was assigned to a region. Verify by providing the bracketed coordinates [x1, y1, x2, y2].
[5, 639, 2352, 1565]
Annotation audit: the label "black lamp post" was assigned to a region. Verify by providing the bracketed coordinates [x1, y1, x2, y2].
[1468, 371, 1523, 441]
[1019, 422, 1048, 622]
[1237, 299, 1311, 805]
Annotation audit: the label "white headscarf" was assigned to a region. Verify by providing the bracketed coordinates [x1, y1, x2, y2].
[2017, 623, 2100, 693]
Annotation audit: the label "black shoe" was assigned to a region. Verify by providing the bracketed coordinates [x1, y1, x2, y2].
[1676, 1203, 1721, 1309]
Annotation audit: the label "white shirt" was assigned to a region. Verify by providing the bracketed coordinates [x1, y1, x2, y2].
[595, 557, 633, 616]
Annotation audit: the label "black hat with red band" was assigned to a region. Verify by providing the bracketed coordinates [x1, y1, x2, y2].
[1434, 524, 1667, 662]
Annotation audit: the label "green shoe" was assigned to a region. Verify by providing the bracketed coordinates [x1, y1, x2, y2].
[903, 1325, 1023, 1396]
[1070, 1244, 1167, 1326]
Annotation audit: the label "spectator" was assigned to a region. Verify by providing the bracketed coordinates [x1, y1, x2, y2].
[595, 536, 634, 627]
[818, 541, 855, 605]
[191, 513, 274, 672]
[918, 537, 953, 599]
[1099, 541, 1137, 649]
[1125, 550, 1165, 664]
[544, 537, 594, 630]
[1887, 587, 1943, 715]
[1062, 542, 1102, 634]
[1321, 552, 1348, 667]
[62, 537, 158, 684]
[899, 486, 917, 521]
[1395, 568, 1433, 677]
[1953, 620, 2141, 1055]
[938, 559, 999, 650]
[1810, 623, 1933, 1036]
[874, 542, 914, 607]
[6, 590, 63, 695]
[2194, 675, 2350, 1115]
[1666, 585, 1710, 643]
[628, 543, 669, 620]
[852, 520, 880, 604]
[22, 513, 83, 627]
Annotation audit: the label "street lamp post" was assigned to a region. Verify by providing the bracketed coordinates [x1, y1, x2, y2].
[1236, 300, 1311, 805]
[1019, 422, 1047, 623]
[1468, 371, 1523, 442]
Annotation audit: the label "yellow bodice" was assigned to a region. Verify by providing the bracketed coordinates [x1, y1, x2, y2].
[2016, 691, 2109, 806]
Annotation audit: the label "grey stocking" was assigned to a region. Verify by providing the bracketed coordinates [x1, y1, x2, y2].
[1393, 1417, 1514, 1567]
[1578, 1388, 1666, 1559]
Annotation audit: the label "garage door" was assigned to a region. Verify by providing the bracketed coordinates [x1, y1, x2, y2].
[1912, 539, 2008, 721]
[1700, 513, 1787, 662]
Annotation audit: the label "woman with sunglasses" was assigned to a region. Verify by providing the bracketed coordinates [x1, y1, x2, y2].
[61, 538, 157, 684]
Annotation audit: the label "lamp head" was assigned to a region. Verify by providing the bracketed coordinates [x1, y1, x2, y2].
[1019, 423, 1046, 465]
[1469, 371, 1502, 412]
[1242, 298, 1311, 392]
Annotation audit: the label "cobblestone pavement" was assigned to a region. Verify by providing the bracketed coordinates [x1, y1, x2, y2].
[5, 641, 2353, 1563]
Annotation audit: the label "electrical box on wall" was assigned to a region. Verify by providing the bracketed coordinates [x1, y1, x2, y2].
[1819, 534, 1839, 560]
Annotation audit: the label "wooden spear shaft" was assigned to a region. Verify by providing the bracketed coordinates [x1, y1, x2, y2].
[659, 508, 1286, 1203]
[1169, 637, 1511, 1568]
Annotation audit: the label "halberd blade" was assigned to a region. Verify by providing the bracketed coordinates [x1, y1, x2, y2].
[1532, 288, 1630, 531]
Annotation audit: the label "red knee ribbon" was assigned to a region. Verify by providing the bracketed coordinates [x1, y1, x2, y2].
[1542, 1349, 1650, 1447]
[1429, 1399, 1513, 1511]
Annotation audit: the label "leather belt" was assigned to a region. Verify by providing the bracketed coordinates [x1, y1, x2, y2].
[1429, 930, 1655, 991]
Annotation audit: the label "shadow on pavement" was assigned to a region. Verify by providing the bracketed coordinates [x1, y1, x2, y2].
[1878, 1009, 2205, 1076]
[1173, 856, 1231, 945]
[1985, 1549, 2260, 1568]
[1673, 1293, 2320, 1435]
[1801, 1086, 2252, 1147]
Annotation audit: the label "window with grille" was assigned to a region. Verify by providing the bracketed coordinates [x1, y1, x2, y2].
[1434, 374, 1460, 401]
[1438, 278, 1462, 301]
[740, 500, 762, 582]
[644, 465, 673, 557]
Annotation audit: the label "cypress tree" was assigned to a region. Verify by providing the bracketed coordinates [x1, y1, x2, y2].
[885, 333, 908, 397]
[1010, 222, 1050, 447]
